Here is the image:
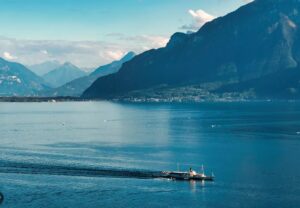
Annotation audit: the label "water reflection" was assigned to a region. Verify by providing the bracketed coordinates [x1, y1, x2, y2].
[189, 180, 197, 192]
[189, 180, 208, 193]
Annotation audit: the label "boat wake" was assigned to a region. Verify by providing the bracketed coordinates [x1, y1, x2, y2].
[0, 161, 162, 179]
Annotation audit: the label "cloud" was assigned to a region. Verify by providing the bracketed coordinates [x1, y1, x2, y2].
[40, 50, 48, 55]
[181, 9, 215, 31]
[142, 35, 169, 48]
[105, 50, 125, 60]
[118, 35, 169, 50]
[0, 34, 169, 68]
[0, 37, 125, 67]
[3, 52, 17, 60]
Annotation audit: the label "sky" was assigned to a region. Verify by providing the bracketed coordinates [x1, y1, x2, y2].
[0, 0, 251, 68]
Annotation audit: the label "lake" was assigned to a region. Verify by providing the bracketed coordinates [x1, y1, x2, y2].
[0, 101, 299, 208]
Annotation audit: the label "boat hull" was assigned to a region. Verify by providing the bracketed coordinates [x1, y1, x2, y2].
[161, 172, 214, 181]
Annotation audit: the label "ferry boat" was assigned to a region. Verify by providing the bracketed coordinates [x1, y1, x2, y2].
[161, 165, 214, 181]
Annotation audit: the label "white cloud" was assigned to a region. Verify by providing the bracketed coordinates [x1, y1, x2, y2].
[142, 35, 169, 48]
[0, 37, 128, 67]
[119, 35, 169, 49]
[40, 50, 48, 55]
[3, 52, 17, 60]
[0, 35, 169, 68]
[105, 51, 125, 60]
[181, 9, 215, 31]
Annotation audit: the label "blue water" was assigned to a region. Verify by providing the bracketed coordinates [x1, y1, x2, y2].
[0, 101, 300, 208]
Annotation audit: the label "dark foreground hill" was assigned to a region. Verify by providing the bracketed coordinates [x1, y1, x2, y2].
[83, 0, 300, 100]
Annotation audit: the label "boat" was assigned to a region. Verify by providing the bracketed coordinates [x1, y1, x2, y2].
[161, 165, 214, 181]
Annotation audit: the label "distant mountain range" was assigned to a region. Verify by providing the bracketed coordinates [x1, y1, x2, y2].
[0, 52, 135, 97]
[43, 52, 135, 97]
[0, 58, 49, 96]
[83, 0, 300, 100]
[42, 62, 87, 88]
[28, 60, 61, 76]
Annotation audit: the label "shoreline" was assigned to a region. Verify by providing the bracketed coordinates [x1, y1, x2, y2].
[0, 97, 85, 102]
[0, 96, 298, 103]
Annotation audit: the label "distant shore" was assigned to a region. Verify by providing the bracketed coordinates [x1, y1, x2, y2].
[0, 97, 85, 102]
[0, 96, 296, 103]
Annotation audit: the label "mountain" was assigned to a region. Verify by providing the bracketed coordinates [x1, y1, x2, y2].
[0, 58, 49, 96]
[91, 52, 136, 77]
[43, 52, 135, 97]
[42, 62, 86, 88]
[83, 0, 300, 100]
[28, 60, 61, 76]
[81, 67, 96, 73]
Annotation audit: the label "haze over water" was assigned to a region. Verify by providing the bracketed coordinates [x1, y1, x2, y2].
[0, 102, 299, 207]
